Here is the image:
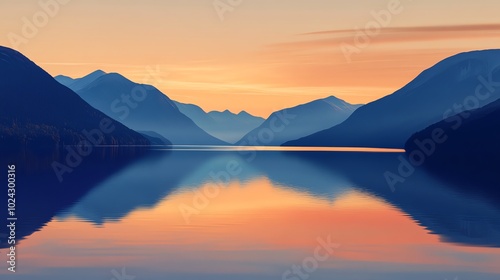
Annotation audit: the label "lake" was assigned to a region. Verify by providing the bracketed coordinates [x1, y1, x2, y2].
[1, 148, 499, 280]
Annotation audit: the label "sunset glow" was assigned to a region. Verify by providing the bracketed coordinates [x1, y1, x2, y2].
[2, 0, 500, 117]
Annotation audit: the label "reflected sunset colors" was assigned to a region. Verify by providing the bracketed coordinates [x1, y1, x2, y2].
[1, 1, 500, 279]
[5, 150, 500, 280]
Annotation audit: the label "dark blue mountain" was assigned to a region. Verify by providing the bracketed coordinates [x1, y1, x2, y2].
[59, 72, 227, 145]
[0, 46, 150, 151]
[286, 50, 500, 148]
[238, 96, 361, 146]
[405, 97, 500, 188]
[175, 101, 264, 143]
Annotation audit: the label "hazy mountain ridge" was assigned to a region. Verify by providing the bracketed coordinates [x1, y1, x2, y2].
[59, 72, 227, 145]
[55, 70, 106, 92]
[175, 101, 264, 144]
[238, 96, 362, 146]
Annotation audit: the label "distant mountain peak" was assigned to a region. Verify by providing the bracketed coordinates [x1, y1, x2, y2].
[54, 69, 108, 91]
[54, 74, 71, 79]
[237, 95, 361, 146]
[87, 72, 136, 88]
[175, 101, 265, 144]
[323, 95, 343, 102]
[83, 69, 106, 79]
[90, 69, 106, 75]
[207, 109, 232, 115]
[102, 72, 128, 81]
[321, 95, 358, 105]
[58, 69, 107, 81]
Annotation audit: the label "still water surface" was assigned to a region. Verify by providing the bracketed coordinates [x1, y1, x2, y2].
[1, 148, 499, 279]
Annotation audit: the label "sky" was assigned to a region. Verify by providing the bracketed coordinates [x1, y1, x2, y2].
[1, 0, 500, 117]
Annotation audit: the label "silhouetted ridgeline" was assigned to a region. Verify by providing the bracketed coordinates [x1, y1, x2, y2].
[405, 98, 500, 198]
[57, 71, 227, 145]
[0, 46, 151, 153]
[405, 98, 500, 167]
[286, 50, 500, 148]
[240, 96, 361, 146]
[174, 101, 264, 144]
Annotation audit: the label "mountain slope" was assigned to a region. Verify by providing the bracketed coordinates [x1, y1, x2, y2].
[404, 99, 500, 197]
[406, 98, 500, 165]
[0, 46, 150, 151]
[238, 96, 361, 146]
[61, 72, 227, 145]
[286, 50, 500, 148]
[175, 101, 264, 143]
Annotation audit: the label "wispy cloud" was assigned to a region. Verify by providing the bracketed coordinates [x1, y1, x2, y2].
[269, 24, 500, 51]
[300, 23, 500, 36]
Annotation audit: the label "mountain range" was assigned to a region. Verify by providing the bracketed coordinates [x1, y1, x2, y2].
[286, 50, 500, 148]
[5, 45, 500, 156]
[56, 71, 227, 145]
[175, 101, 264, 143]
[238, 96, 362, 146]
[0, 46, 149, 151]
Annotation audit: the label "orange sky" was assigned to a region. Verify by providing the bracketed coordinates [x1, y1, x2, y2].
[1, 0, 500, 117]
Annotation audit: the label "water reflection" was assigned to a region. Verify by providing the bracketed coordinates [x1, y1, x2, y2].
[55, 150, 500, 248]
[1, 150, 500, 279]
[0, 148, 148, 248]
